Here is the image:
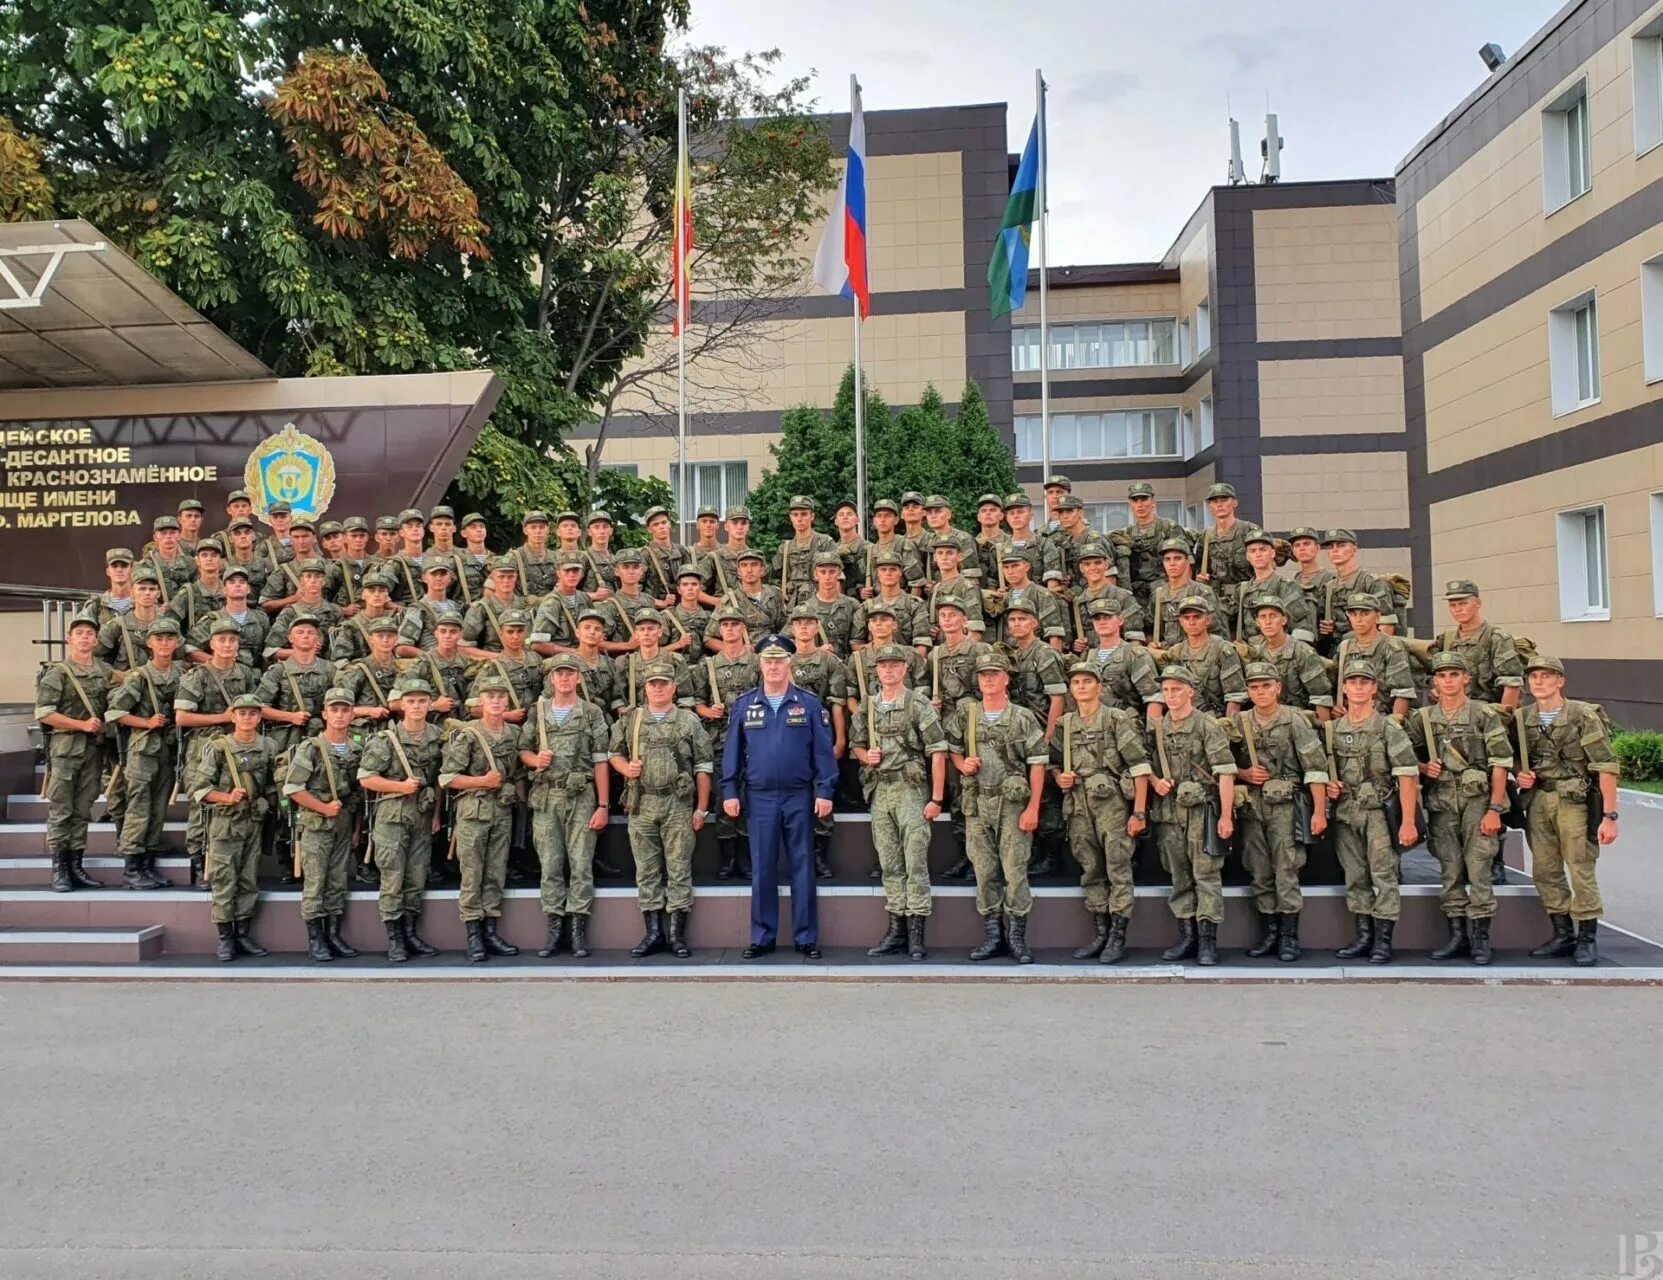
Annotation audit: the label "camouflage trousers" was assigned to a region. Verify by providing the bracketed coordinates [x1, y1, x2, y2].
[532, 790, 599, 918]
[628, 792, 695, 914]
[1240, 800, 1305, 916]
[455, 805, 511, 922]
[298, 817, 354, 921]
[103, 738, 127, 830]
[1527, 790, 1602, 921]
[1335, 806, 1400, 922]
[44, 740, 100, 853]
[205, 811, 262, 924]
[115, 752, 175, 856]
[1427, 793, 1498, 920]
[870, 779, 932, 917]
[1154, 804, 1224, 924]
[1066, 787, 1135, 917]
[966, 794, 1032, 919]
[372, 803, 432, 922]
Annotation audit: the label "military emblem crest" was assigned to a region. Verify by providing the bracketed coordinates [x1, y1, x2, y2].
[245, 423, 337, 524]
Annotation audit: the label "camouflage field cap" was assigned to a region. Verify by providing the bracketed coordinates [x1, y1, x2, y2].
[1243, 527, 1274, 547]
[1003, 596, 1039, 617]
[132, 565, 160, 584]
[225, 489, 252, 505]
[223, 565, 251, 582]
[394, 678, 434, 698]
[296, 558, 328, 575]
[555, 510, 581, 525]
[1159, 664, 1197, 687]
[520, 510, 550, 525]
[585, 510, 613, 526]
[1342, 592, 1381, 613]
[873, 498, 900, 515]
[421, 556, 454, 575]
[643, 659, 679, 682]
[998, 544, 1031, 563]
[429, 505, 456, 522]
[228, 517, 256, 533]
[1251, 594, 1288, 615]
[178, 498, 205, 514]
[923, 494, 949, 510]
[677, 563, 704, 580]
[209, 618, 243, 636]
[976, 493, 1004, 509]
[862, 600, 897, 618]
[872, 643, 912, 663]
[1431, 652, 1470, 674]
[1127, 482, 1155, 499]
[1078, 540, 1111, 561]
[613, 548, 643, 566]
[152, 515, 180, 531]
[1055, 495, 1084, 511]
[317, 521, 343, 538]
[872, 549, 904, 568]
[812, 552, 843, 573]
[229, 693, 264, 711]
[1443, 579, 1480, 599]
[1086, 598, 1123, 618]
[1067, 662, 1103, 681]
[374, 515, 399, 531]
[360, 572, 395, 591]
[1206, 483, 1237, 501]
[643, 505, 670, 523]
[714, 606, 747, 624]
[556, 553, 586, 571]
[631, 608, 664, 627]
[929, 597, 963, 614]
[1340, 661, 1379, 683]
[288, 517, 316, 533]
[1525, 654, 1565, 675]
[105, 547, 135, 564]
[397, 508, 425, 525]
[1177, 594, 1213, 615]
[899, 491, 925, 507]
[788, 495, 817, 512]
[725, 505, 752, 521]
[974, 653, 1012, 675]
[737, 547, 766, 563]
[1043, 474, 1072, 491]
[545, 653, 580, 672]
[1243, 661, 1280, 683]
[696, 505, 721, 520]
[473, 676, 512, 695]
[323, 686, 354, 706]
[835, 498, 859, 514]
[146, 617, 182, 638]
[500, 609, 532, 629]
[1287, 526, 1321, 543]
[460, 512, 487, 529]
[286, 611, 322, 630]
[1002, 492, 1032, 509]
[341, 516, 370, 533]
[364, 616, 399, 635]
[788, 605, 821, 624]
[489, 556, 520, 573]
[1321, 528, 1357, 546]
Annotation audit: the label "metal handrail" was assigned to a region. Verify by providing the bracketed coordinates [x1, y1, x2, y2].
[0, 582, 96, 603]
[0, 584, 98, 666]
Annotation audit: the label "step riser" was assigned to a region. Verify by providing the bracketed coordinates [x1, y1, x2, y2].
[0, 859, 190, 888]
[0, 892, 1555, 956]
[0, 939, 159, 963]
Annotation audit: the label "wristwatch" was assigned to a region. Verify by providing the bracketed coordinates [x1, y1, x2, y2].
[929, 796, 945, 806]
[1487, 803, 1506, 814]
[1131, 811, 1147, 821]
[1604, 811, 1619, 821]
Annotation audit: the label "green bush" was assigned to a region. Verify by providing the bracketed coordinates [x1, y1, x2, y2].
[1612, 731, 1663, 782]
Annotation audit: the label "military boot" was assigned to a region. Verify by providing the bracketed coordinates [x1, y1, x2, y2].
[907, 916, 927, 961]
[234, 919, 268, 958]
[736, 836, 752, 878]
[325, 914, 359, 959]
[1161, 918, 1198, 962]
[715, 837, 739, 880]
[1470, 917, 1494, 966]
[306, 918, 334, 963]
[1429, 917, 1469, 961]
[538, 915, 565, 958]
[968, 914, 1004, 961]
[1277, 912, 1302, 962]
[1100, 914, 1130, 965]
[384, 918, 409, 963]
[1367, 918, 1394, 965]
[631, 910, 666, 957]
[1007, 914, 1033, 964]
[68, 849, 100, 889]
[140, 851, 168, 889]
[122, 855, 149, 890]
[1335, 914, 1373, 959]
[464, 920, 487, 963]
[1028, 836, 1058, 878]
[1530, 913, 1575, 958]
[1196, 920, 1220, 966]
[945, 829, 972, 881]
[813, 832, 833, 880]
[403, 912, 439, 957]
[188, 852, 207, 891]
[215, 920, 236, 963]
[481, 918, 518, 956]
[1572, 918, 1599, 966]
[49, 849, 73, 893]
[1490, 850, 1507, 885]
[353, 858, 378, 886]
[568, 916, 590, 958]
[1072, 912, 1110, 960]
[867, 913, 906, 956]
[668, 911, 692, 958]
[1245, 912, 1280, 958]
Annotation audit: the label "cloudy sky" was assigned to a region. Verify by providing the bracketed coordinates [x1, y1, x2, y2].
[684, 0, 1555, 264]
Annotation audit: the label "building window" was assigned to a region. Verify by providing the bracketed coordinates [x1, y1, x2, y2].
[670, 461, 748, 522]
[1548, 291, 1600, 415]
[601, 463, 638, 478]
[1178, 317, 1192, 367]
[1013, 409, 1181, 463]
[1198, 396, 1214, 451]
[1195, 300, 1211, 356]
[1010, 319, 1177, 372]
[1542, 80, 1591, 213]
[1083, 499, 1189, 534]
[1180, 407, 1196, 459]
[1556, 505, 1609, 621]
[1635, 19, 1663, 156]
[1643, 256, 1663, 384]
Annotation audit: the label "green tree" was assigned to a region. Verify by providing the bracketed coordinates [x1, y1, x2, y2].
[0, 1, 830, 532]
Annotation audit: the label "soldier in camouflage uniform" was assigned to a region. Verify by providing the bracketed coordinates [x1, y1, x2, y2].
[852, 644, 949, 959]
[919, 495, 982, 587]
[896, 492, 931, 589]
[1045, 494, 1099, 592]
[1193, 482, 1256, 596]
[527, 555, 595, 656]
[340, 616, 405, 731]
[265, 561, 344, 660]
[395, 559, 468, 654]
[1146, 665, 1238, 965]
[357, 679, 445, 962]
[1115, 481, 1191, 611]
[594, 549, 658, 653]
[520, 654, 612, 959]
[1052, 662, 1153, 964]
[854, 550, 930, 650]
[703, 549, 784, 650]
[832, 500, 872, 598]
[1147, 539, 1221, 647]
[79, 546, 136, 628]
[328, 572, 403, 663]
[987, 546, 1066, 650]
[1167, 596, 1248, 717]
[175, 619, 256, 889]
[788, 606, 848, 879]
[580, 510, 620, 598]
[561, 609, 624, 720]
[222, 519, 271, 601]
[282, 687, 365, 963]
[460, 558, 526, 657]
[454, 513, 494, 603]
[926, 599, 990, 882]
[507, 510, 557, 601]
[868, 499, 926, 593]
[36, 615, 115, 892]
[145, 514, 197, 598]
[801, 552, 859, 657]
[166, 537, 227, 635]
[1248, 596, 1333, 718]
[775, 495, 838, 605]
[1325, 663, 1422, 965]
[187, 566, 268, 670]
[998, 492, 1062, 588]
[1081, 600, 1161, 718]
[257, 615, 337, 752]
[665, 566, 712, 654]
[696, 505, 756, 607]
[695, 607, 762, 879]
[945, 653, 1048, 963]
[96, 566, 165, 672]
[1229, 662, 1330, 963]
[615, 610, 690, 710]
[1406, 652, 1514, 965]
[1224, 528, 1315, 644]
[105, 616, 183, 890]
[1065, 541, 1146, 649]
[1516, 654, 1621, 966]
[1333, 595, 1415, 717]
[1004, 599, 1068, 875]
[1286, 527, 1337, 655]
[974, 493, 1008, 586]
[440, 676, 524, 962]
[640, 506, 689, 606]
[463, 609, 543, 722]
[609, 661, 713, 958]
[925, 538, 984, 638]
[1319, 530, 1399, 646]
[189, 694, 279, 962]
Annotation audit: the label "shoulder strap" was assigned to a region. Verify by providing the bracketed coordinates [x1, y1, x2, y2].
[285, 665, 308, 714]
[1238, 710, 1259, 770]
[1152, 708, 1171, 779]
[706, 656, 720, 707]
[1418, 705, 1436, 762]
[967, 699, 981, 757]
[536, 696, 548, 754]
[138, 664, 165, 718]
[630, 707, 645, 761]
[384, 727, 417, 782]
[354, 661, 388, 707]
[490, 658, 522, 711]
[117, 616, 141, 671]
[312, 734, 341, 802]
[56, 663, 99, 718]
[216, 734, 245, 794]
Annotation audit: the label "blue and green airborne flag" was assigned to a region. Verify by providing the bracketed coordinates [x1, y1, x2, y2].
[988, 115, 1040, 319]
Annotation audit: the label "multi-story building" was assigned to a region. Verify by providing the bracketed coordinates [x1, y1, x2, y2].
[1399, 0, 1663, 726]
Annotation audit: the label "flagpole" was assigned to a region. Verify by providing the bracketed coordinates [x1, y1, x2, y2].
[851, 74, 867, 536]
[1035, 68, 1050, 491]
[675, 86, 690, 546]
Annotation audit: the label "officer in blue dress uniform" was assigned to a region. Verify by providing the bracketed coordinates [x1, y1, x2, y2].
[721, 633, 839, 958]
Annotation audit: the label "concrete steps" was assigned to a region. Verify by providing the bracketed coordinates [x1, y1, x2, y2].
[0, 855, 192, 888]
[0, 924, 163, 963]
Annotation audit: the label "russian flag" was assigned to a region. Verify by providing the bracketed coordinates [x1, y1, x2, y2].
[813, 78, 870, 319]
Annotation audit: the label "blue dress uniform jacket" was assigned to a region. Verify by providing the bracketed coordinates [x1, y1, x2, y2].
[721, 683, 839, 946]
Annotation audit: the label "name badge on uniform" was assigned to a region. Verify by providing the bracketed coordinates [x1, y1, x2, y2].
[785, 703, 808, 726]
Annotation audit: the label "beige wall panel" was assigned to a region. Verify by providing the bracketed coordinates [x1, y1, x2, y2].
[1258, 356, 1406, 436]
[1422, 223, 1661, 471]
[1413, 2, 1663, 318]
[1252, 205, 1400, 341]
[1428, 444, 1663, 659]
[1260, 452, 1409, 531]
[1027, 282, 1182, 323]
[1176, 222, 1212, 324]
[0, 612, 36, 703]
[1183, 463, 1216, 512]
